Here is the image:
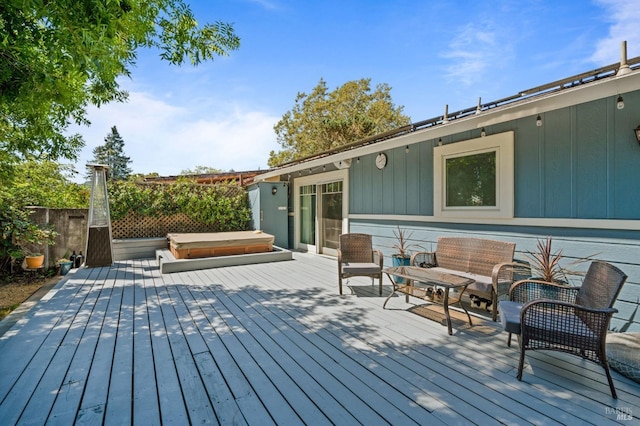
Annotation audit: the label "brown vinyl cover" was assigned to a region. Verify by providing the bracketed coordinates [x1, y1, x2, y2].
[167, 231, 274, 259]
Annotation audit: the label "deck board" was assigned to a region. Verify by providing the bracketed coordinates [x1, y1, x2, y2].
[162, 273, 270, 425]
[144, 260, 192, 425]
[1, 252, 639, 425]
[231, 285, 447, 425]
[45, 268, 116, 425]
[190, 282, 334, 425]
[158, 268, 223, 425]
[210, 266, 445, 421]
[0, 267, 95, 404]
[192, 270, 390, 425]
[211, 263, 504, 425]
[75, 263, 126, 424]
[104, 262, 135, 425]
[173, 271, 307, 426]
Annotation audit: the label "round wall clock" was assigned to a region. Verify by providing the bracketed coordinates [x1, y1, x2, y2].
[375, 153, 387, 169]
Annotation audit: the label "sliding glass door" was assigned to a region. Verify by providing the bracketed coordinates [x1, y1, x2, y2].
[319, 181, 342, 255]
[295, 170, 348, 255]
[299, 184, 316, 250]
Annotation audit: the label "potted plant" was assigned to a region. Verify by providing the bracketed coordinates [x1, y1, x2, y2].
[527, 237, 566, 284]
[391, 226, 421, 283]
[12, 221, 58, 269]
[526, 236, 596, 287]
[57, 250, 74, 275]
[392, 226, 415, 266]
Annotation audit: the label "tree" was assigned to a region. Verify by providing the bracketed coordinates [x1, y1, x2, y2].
[0, 159, 89, 273]
[87, 126, 133, 180]
[0, 0, 240, 166]
[269, 78, 411, 167]
[1, 159, 90, 209]
[180, 166, 224, 175]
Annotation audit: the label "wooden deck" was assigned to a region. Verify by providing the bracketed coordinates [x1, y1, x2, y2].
[1, 252, 638, 425]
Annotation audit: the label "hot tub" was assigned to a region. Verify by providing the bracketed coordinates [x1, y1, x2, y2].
[167, 231, 275, 259]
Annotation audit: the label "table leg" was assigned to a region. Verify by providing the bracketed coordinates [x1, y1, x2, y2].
[458, 287, 473, 327]
[382, 273, 398, 309]
[443, 288, 453, 335]
[442, 287, 473, 335]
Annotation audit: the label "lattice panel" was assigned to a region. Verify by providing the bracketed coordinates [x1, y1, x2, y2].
[112, 213, 223, 239]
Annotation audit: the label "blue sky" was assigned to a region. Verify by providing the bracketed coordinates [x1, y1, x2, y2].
[69, 0, 640, 179]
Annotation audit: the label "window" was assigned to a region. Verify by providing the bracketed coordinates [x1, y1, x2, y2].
[434, 131, 514, 218]
[446, 151, 496, 207]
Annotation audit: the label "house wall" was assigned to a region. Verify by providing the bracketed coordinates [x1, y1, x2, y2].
[248, 182, 290, 248]
[350, 90, 640, 219]
[347, 89, 640, 332]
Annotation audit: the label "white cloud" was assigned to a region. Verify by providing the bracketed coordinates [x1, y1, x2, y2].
[441, 22, 503, 87]
[591, 0, 640, 64]
[245, 0, 280, 11]
[71, 91, 279, 180]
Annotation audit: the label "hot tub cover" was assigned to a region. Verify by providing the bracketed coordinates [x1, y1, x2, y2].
[167, 231, 274, 259]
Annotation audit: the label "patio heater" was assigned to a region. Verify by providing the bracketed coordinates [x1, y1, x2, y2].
[85, 164, 113, 267]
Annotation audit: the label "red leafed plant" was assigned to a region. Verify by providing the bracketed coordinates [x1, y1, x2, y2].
[527, 237, 596, 284]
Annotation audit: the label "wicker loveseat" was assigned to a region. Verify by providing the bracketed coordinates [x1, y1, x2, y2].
[410, 237, 529, 321]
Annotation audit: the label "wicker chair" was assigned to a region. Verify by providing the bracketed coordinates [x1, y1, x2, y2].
[410, 239, 530, 321]
[498, 261, 627, 398]
[337, 233, 383, 295]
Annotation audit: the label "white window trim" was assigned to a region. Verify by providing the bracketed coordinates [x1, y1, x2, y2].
[434, 131, 514, 219]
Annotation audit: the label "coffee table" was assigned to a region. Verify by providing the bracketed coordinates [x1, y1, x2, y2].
[382, 266, 474, 335]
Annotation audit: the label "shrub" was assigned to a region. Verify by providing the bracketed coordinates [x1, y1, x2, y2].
[107, 178, 251, 231]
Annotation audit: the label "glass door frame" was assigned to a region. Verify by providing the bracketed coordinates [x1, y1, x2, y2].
[293, 169, 349, 255]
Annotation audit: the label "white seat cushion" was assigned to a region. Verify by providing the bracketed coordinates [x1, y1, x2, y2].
[342, 262, 380, 275]
[428, 267, 493, 293]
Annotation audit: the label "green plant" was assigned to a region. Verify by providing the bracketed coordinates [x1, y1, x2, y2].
[107, 178, 251, 232]
[10, 211, 58, 258]
[58, 250, 72, 264]
[392, 226, 420, 258]
[1, 205, 55, 260]
[4, 159, 90, 209]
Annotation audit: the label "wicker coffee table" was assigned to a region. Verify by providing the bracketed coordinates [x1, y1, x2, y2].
[383, 266, 474, 335]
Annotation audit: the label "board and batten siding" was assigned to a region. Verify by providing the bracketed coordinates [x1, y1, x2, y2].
[347, 90, 640, 331]
[350, 91, 640, 219]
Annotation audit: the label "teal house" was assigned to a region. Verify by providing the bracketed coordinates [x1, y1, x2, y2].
[255, 48, 640, 332]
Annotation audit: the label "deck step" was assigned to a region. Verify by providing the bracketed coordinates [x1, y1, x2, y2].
[156, 247, 293, 274]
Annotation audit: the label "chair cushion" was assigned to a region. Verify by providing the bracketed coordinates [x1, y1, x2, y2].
[429, 267, 494, 294]
[466, 276, 493, 294]
[431, 266, 502, 295]
[498, 301, 523, 334]
[607, 332, 640, 383]
[342, 262, 380, 275]
[498, 300, 597, 341]
[524, 310, 598, 348]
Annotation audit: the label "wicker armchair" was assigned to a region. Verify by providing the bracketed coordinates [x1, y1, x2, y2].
[498, 261, 627, 398]
[337, 233, 383, 295]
